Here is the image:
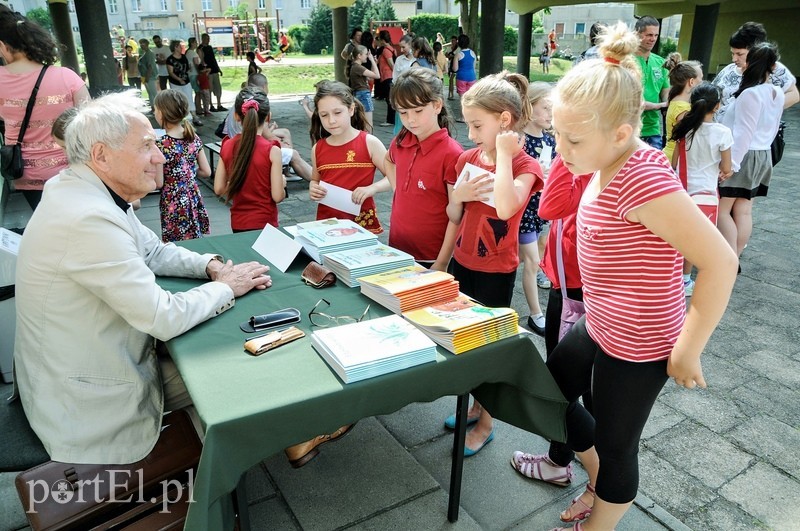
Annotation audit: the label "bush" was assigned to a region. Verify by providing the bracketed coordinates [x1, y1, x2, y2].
[659, 38, 678, 57]
[287, 24, 308, 53]
[408, 14, 460, 44]
[503, 26, 518, 55]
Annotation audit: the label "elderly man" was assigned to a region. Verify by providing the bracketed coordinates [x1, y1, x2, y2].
[634, 16, 669, 149]
[13, 92, 271, 464]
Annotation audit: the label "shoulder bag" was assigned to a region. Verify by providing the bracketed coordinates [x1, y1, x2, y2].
[555, 219, 585, 341]
[771, 121, 785, 166]
[1, 65, 49, 181]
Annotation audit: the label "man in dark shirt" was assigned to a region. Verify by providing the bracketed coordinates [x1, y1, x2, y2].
[199, 33, 226, 111]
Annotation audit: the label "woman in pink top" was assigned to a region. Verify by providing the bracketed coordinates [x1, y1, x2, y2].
[0, 6, 89, 210]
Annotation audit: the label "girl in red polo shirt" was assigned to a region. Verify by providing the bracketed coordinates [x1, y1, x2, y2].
[214, 88, 285, 231]
[445, 72, 544, 456]
[309, 81, 387, 234]
[545, 24, 737, 531]
[356, 68, 463, 270]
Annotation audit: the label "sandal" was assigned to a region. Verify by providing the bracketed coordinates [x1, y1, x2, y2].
[560, 483, 595, 523]
[549, 522, 584, 531]
[510, 452, 573, 487]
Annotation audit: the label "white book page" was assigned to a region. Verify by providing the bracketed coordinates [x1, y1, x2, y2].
[453, 162, 495, 208]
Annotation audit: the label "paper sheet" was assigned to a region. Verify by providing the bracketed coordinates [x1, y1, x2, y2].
[318, 181, 362, 216]
[251, 224, 302, 272]
[453, 163, 496, 208]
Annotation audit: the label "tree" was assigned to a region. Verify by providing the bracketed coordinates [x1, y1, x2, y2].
[348, 0, 370, 33]
[27, 7, 53, 32]
[532, 11, 544, 34]
[455, 0, 479, 54]
[303, 3, 333, 55]
[223, 1, 250, 20]
[362, 0, 396, 30]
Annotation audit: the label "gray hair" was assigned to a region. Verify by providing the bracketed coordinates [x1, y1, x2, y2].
[65, 90, 149, 165]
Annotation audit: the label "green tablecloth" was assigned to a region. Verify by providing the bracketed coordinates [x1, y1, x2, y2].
[162, 232, 568, 531]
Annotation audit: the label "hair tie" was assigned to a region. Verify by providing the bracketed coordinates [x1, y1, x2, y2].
[241, 99, 260, 114]
[605, 57, 621, 64]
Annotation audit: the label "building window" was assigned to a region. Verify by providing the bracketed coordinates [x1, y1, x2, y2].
[301, 0, 311, 8]
[575, 22, 585, 35]
[229, 0, 236, 6]
[258, 0, 266, 8]
[145, 21, 155, 30]
[202, 0, 212, 11]
[179, 21, 186, 29]
[416, 0, 422, 9]
[161, 0, 169, 11]
[176, 0, 184, 10]
[108, 0, 118, 14]
[131, 0, 142, 12]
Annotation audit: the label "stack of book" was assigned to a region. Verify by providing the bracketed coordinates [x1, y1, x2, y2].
[402, 294, 519, 354]
[322, 244, 415, 287]
[358, 265, 460, 314]
[310, 315, 438, 383]
[293, 218, 378, 262]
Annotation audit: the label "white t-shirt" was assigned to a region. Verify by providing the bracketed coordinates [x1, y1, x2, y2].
[153, 45, 171, 77]
[393, 54, 414, 80]
[185, 49, 199, 76]
[685, 122, 733, 195]
[713, 61, 796, 122]
[721, 83, 785, 170]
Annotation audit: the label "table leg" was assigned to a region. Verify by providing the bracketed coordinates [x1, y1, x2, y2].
[234, 473, 251, 531]
[447, 392, 469, 522]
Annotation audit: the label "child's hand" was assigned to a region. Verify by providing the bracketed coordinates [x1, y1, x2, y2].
[352, 185, 373, 205]
[718, 169, 734, 181]
[453, 170, 493, 203]
[309, 181, 327, 201]
[667, 348, 707, 389]
[496, 131, 523, 159]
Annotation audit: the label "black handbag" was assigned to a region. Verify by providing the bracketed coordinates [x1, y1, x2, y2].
[771, 121, 785, 166]
[1, 66, 49, 181]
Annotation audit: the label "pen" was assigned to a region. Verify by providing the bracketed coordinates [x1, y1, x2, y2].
[245, 326, 293, 341]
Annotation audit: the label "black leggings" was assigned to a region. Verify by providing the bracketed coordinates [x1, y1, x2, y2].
[546, 317, 668, 503]
[452, 259, 515, 307]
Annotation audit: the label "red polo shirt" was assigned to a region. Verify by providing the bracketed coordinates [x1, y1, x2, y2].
[388, 128, 463, 261]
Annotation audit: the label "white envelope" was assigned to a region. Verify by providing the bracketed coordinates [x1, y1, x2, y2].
[318, 181, 362, 216]
[251, 224, 303, 272]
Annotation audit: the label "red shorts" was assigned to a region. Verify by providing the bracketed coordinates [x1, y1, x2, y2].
[456, 79, 476, 96]
[692, 192, 719, 225]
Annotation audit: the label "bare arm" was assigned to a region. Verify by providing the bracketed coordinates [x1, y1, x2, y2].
[196, 149, 211, 179]
[269, 146, 286, 203]
[308, 144, 326, 201]
[213, 156, 228, 197]
[431, 185, 458, 271]
[784, 84, 799, 109]
[366, 134, 388, 176]
[718, 148, 733, 181]
[494, 132, 537, 220]
[627, 191, 738, 388]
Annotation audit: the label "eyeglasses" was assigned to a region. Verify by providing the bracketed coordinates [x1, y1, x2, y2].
[309, 298, 370, 327]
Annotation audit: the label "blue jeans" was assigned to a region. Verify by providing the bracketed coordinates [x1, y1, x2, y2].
[354, 90, 373, 112]
[641, 135, 664, 149]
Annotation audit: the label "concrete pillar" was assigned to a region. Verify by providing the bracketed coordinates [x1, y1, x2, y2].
[73, 0, 117, 96]
[517, 12, 532, 78]
[333, 7, 348, 84]
[47, 0, 79, 75]
[479, 0, 506, 77]
[688, 3, 720, 77]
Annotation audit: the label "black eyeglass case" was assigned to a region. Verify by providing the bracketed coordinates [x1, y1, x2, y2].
[240, 308, 301, 333]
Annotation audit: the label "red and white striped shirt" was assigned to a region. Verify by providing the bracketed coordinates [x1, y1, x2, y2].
[577, 148, 685, 362]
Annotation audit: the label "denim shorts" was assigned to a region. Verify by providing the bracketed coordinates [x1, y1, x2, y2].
[354, 90, 374, 112]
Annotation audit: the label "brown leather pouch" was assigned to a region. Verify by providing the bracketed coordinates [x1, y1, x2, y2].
[244, 326, 305, 356]
[15, 410, 200, 531]
[301, 261, 336, 288]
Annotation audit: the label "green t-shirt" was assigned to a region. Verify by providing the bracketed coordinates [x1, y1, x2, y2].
[635, 53, 670, 137]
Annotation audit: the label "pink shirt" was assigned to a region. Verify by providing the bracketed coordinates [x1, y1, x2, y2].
[0, 66, 85, 190]
[577, 148, 685, 363]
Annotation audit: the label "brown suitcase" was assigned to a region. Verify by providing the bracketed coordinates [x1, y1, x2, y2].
[15, 409, 201, 531]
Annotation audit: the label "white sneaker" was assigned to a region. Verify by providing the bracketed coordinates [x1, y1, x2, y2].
[537, 270, 552, 289]
[684, 279, 695, 297]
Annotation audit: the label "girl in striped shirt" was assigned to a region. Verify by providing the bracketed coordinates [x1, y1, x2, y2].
[545, 23, 737, 531]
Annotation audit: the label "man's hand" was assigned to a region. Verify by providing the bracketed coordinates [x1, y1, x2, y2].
[212, 260, 272, 296]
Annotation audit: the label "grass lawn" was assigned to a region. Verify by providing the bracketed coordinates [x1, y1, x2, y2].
[220, 57, 572, 96]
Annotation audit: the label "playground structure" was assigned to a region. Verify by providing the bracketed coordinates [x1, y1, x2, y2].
[192, 11, 280, 60]
[369, 20, 411, 55]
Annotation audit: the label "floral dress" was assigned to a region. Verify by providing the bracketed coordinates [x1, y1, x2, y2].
[157, 134, 210, 242]
[520, 132, 555, 237]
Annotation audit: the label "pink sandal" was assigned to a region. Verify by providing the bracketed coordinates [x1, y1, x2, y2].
[510, 452, 573, 487]
[549, 521, 584, 531]
[560, 483, 595, 523]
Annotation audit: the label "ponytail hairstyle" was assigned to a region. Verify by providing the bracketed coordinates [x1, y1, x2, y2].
[309, 80, 368, 144]
[347, 44, 367, 80]
[552, 22, 642, 135]
[734, 42, 778, 98]
[670, 82, 721, 149]
[460, 71, 532, 132]
[225, 88, 270, 198]
[667, 58, 703, 102]
[391, 68, 453, 142]
[0, 5, 59, 65]
[433, 41, 443, 60]
[153, 89, 195, 140]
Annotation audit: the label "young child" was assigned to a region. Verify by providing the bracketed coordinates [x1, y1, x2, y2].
[663, 54, 703, 162]
[348, 45, 380, 131]
[670, 82, 733, 295]
[213, 88, 285, 231]
[545, 23, 737, 531]
[308, 81, 387, 234]
[197, 63, 212, 116]
[540, 44, 551, 74]
[445, 72, 543, 455]
[357, 68, 463, 270]
[153, 89, 211, 242]
[520, 81, 555, 335]
[246, 51, 262, 76]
